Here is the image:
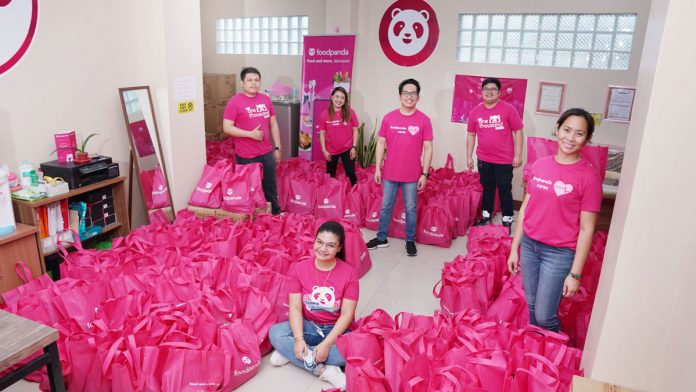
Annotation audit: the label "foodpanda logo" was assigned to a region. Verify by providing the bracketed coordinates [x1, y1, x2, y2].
[324, 198, 329, 204]
[295, 195, 301, 200]
[431, 226, 437, 232]
[206, 182, 212, 189]
[196, 181, 214, 193]
[372, 212, 377, 218]
[309, 48, 316, 56]
[158, 185, 164, 191]
[318, 197, 335, 209]
[290, 194, 307, 206]
[379, 0, 439, 66]
[227, 189, 233, 195]
[0, 0, 39, 77]
[345, 209, 351, 214]
[401, 212, 406, 219]
[241, 356, 252, 365]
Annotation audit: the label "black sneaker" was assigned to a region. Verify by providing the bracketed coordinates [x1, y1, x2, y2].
[406, 241, 418, 257]
[502, 216, 514, 227]
[473, 217, 491, 226]
[366, 238, 389, 249]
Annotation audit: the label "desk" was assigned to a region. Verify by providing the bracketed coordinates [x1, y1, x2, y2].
[0, 310, 64, 391]
[0, 223, 43, 296]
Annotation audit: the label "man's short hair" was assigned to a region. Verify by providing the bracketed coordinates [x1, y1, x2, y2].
[399, 78, 421, 95]
[481, 77, 501, 90]
[241, 67, 261, 80]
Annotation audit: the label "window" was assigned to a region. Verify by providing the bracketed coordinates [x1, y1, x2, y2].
[216, 16, 309, 55]
[456, 13, 637, 70]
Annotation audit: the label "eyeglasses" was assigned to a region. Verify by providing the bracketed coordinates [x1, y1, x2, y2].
[401, 91, 418, 98]
[482, 87, 499, 92]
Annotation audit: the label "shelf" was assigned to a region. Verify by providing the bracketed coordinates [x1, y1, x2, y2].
[12, 177, 126, 208]
[41, 222, 123, 257]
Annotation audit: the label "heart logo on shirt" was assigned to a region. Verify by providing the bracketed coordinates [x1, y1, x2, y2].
[407, 126, 420, 135]
[553, 181, 573, 196]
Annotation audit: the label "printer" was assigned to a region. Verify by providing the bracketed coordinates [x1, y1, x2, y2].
[40, 155, 120, 189]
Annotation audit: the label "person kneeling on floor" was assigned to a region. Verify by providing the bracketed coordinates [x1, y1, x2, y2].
[268, 221, 359, 391]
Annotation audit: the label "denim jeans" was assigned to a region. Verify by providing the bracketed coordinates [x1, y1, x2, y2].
[268, 320, 348, 376]
[520, 233, 576, 332]
[477, 160, 514, 217]
[236, 151, 282, 214]
[376, 179, 418, 242]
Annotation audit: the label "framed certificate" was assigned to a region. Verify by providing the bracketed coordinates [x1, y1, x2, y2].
[535, 81, 566, 115]
[604, 85, 636, 123]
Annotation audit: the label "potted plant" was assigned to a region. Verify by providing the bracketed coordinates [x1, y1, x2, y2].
[52, 133, 98, 164]
[355, 118, 379, 168]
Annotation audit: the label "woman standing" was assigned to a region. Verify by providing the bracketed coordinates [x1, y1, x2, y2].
[319, 86, 359, 186]
[507, 108, 603, 332]
[268, 221, 358, 391]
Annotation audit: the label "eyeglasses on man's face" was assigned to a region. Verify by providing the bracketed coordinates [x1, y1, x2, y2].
[401, 91, 418, 98]
[482, 87, 499, 92]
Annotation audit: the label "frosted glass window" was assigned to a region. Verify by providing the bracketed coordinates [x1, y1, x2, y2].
[456, 13, 636, 70]
[216, 16, 308, 55]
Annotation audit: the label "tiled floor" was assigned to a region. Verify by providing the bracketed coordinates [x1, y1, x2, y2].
[8, 220, 515, 392]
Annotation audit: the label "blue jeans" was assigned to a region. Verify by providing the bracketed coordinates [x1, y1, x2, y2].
[377, 179, 418, 242]
[268, 320, 348, 375]
[520, 234, 576, 332]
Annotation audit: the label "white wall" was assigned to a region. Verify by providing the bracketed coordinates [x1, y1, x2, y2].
[0, 0, 204, 228]
[582, 0, 696, 390]
[351, 0, 650, 200]
[200, 0, 327, 91]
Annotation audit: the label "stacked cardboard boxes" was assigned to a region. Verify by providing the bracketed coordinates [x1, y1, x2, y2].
[203, 73, 236, 140]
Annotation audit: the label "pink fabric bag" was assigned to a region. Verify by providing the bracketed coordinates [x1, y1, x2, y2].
[343, 187, 365, 227]
[150, 165, 171, 208]
[345, 356, 391, 392]
[416, 204, 453, 248]
[485, 274, 530, 328]
[189, 160, 232, 208]
[364, 194, 383, 231]
[160, 347, 232, 392]
[434, 257, 491, 314]
[0, 261, 54, 305]
[325, 219, 372, 278]
[387, 193, 406, 239]
[221, 164, 256, 213]
[285, 175, 317, 215]
[130, 119, 156, 158]
[315, 177, 346, 220]
[218, 319, 262, 389]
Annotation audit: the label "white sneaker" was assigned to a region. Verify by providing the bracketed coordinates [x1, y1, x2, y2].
[319, 365, 346, 391]
[269, 350, 290, 366]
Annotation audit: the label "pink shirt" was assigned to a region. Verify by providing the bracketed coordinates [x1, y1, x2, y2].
[378, 109, 434, 182]
[523, 156, 603, 249]
[223, 93, 276, 158]
[287, 257, 360, 324]
[467, 100, 524, 164]
[320, 108, 359, 155]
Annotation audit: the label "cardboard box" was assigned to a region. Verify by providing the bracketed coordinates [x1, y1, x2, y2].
[203, 73, 236, 105]
[187, 205, 217, 219]
[571, 376, 638, 392]
[204, 104, 225, 133]
[215, 209, 250, 222]
[253, 202, 272, 220]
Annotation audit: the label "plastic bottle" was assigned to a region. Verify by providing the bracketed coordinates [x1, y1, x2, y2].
[0, 165, 17, 236]
[19, 160, 33, 187]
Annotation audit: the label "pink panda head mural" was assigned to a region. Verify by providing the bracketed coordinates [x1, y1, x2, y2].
[0, 0, 39, 76]
[379, 0, 439, 67]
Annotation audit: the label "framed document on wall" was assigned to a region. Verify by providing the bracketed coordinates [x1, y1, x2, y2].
[604, 85, 636, 123]
[536, 81, 566, 115]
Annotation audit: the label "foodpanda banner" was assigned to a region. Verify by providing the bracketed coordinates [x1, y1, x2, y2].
[298, 35, 356, 161]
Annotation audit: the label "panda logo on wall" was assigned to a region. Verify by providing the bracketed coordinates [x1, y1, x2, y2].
[379, 0, 439, 67]
[0, 0, 39, 77]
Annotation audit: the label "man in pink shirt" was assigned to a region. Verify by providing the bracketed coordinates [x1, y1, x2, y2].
[466, 77, 524, 228]
[223, 67, 283, 214]
[365, 79, 433, 257]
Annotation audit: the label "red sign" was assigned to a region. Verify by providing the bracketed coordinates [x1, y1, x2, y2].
[0, 0, 39, 76]
[378, 0, 439, 67]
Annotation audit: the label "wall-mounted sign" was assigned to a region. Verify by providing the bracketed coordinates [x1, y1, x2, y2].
[0, 0, 39, 77]
[378, 0, 439, 67]
[451, 75, 528, 124]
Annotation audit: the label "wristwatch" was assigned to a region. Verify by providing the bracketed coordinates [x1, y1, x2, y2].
[568, 272, 582, 280]
[351, 146, 357, 149]
[274, 147, 281, 151]
[421, 172, 429, 178]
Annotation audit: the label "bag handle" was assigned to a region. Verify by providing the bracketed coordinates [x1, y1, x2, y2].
[14, 261, 34, 283]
